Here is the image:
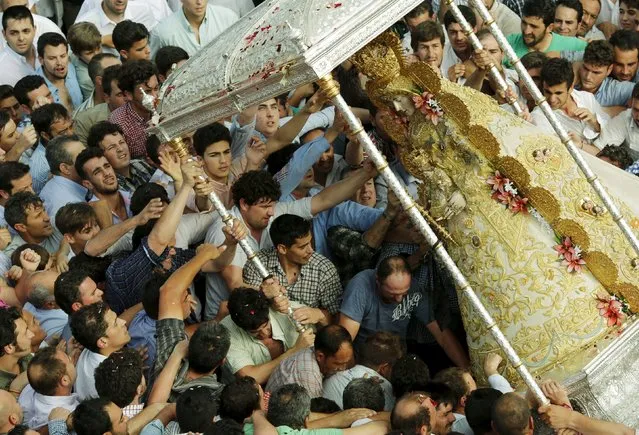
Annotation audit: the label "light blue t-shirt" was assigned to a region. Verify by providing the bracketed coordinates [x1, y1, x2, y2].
[340, 269, 433, 350]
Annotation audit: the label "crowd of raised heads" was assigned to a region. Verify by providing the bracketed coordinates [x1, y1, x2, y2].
[0, 0, 635, 434]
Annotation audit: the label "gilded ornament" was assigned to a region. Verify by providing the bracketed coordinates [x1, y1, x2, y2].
[582, 251, 618, 288]
[435, 93, 470, 133]
[554, 219, 590, 250]
[496, 156, 531, 190]
[471, 235, 482, 247]
[527, 187, 561, 222]
[407, 62, 441, 95]
[468, 125, 500, 162]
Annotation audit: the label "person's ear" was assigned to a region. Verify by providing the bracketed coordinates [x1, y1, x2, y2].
[60, 373, 71, 387]
[276, 243, 287, 256]
[0, 189, 9, 201]
[13, 223, 27, 234]
[3, 343, 14, 355]
[97, 337, 108, 349]
[63, 233, 76, 245]
[239, 198, 250, 213]
[44, 300, 57, 310]
[7, 412, 19, 425]
[460, 394, 468, 408]
[80, 179, 94, 191]
[123, 89, 134, 102]
[71, 301, 83, 313]
[118, 50, 128, 61]
[606, 64, 613, 76]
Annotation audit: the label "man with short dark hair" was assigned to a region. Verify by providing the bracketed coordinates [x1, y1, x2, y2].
[243, 214, 342, 324]
[554, 0, 584, 36]
[402, 1, 436, 54]
[221, 287, 315, 385]
[442, 6, 477, 82]
[433, 368, 478, 435]
[466, 388, 504, 435]
[0, 161, 32, 238]
[154, 46, 188, 84]
[70, 301, 131, 400]
[323, 331, 402, 411]
[410, 21, 445, 71]
[112, 20, 151, 62]
[74, 64, 125, 145]
[19, 346, 78, 430]
[0, 307, 34, 390]
[532, 57, 607, 154]
[343, 378, 385, 424]
[30, 103, 74, 193]
[609, 29, 639, 82]
[577, 40, 635, 107]
[94, 347, 145, 418]
[492, 393, 534, 435]
[36, 32, 82, 112]
[505, 0, 586, 66]
[0, 85, 23, 124]
[3, 192, 61, 257]
[266, 324, 354, 398]
[53, 268, 103, 342]
[107, 59, 158, 158]
[13, 75, 53, 116]
[39, 135, 87, 231]
[0, 6, 39, 86]
[619, 0, 639, 30]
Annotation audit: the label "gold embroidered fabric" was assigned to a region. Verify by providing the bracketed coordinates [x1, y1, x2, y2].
[354, 33, 639, 385]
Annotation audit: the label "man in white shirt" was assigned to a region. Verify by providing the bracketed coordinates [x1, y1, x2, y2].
[76, 0, 171, 24]
[532, 57, 608, 154]
[18, 346, 79, 430]
[442, 6, 477, 82]
[595, 82, 639, 159]
[0, 0, 63, 51]
[74, 0, 157, 55]
[0, 5, 40, 86]
[70, 301, 130, 400]
[150, 0, 238, 57]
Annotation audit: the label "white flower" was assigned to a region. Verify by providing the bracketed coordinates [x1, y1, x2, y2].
[504, 181, 518, 195]
[573, 245, 582, 259]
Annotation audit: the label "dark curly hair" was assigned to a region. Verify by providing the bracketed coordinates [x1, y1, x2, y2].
[95, 347, 143, 408]
[228, 287, 270, 332]
[231, 170, 281, 207]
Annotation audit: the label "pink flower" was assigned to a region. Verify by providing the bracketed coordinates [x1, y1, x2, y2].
[562, 251, 586, 273]
[491, 190, 512, 206]
[487, 171, 509, 193]
[553, 237, 573, 258]
[413, 92, 443, 125]
[596, 296, 625, 327]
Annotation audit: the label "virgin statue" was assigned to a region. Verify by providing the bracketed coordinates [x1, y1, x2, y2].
[351, 33, 639, 385]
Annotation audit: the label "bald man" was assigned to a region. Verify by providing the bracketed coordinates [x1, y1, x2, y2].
[390, 391, 435, 435]
[492, 392, 534, 435]
[0, 389, 23, 432]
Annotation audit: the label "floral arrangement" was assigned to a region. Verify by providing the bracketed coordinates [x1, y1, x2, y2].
[596, 293, 631, 327]
[412, 92, 443, 125]
[553, 236, 585, 273]
[486, 170, 530, 215]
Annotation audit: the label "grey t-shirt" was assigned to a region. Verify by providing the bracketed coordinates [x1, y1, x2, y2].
[340, 269, 432, 350]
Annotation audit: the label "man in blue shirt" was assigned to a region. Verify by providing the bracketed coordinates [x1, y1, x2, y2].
[339, 255, 469, 368]
[36, 32, 83, 112]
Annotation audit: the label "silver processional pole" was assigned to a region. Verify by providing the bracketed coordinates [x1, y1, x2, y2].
[460, 0, 639, 259]
[316, 76, 550, 406]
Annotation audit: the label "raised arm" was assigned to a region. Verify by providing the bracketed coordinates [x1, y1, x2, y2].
[84, 199, 164, 257]
[310, 161, 377, 215]
[147, 161, 202, 256]
[158, 244, 225, 320]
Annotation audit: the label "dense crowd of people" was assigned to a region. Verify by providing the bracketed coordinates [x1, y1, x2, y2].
[0, 0, 636, 433]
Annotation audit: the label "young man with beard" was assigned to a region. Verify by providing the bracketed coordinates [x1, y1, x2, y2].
[0, 307, 34, 391]
[609, 29, 639, 82]
[505, 0, 586, 67]
[36, 33, 83, 112]
[0, 6, 39, 86]
[87, 121, 153, 193]
[75, 147, 132, 225]
[243, 214, 342, 324]
[532, 57, 608, 154]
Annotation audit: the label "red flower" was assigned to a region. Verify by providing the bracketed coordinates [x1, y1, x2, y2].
[509, 196, 529, 214]
[491, 190, 512, 206]
[487, 171, 509, 193]
[596, 296, 625, 327]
